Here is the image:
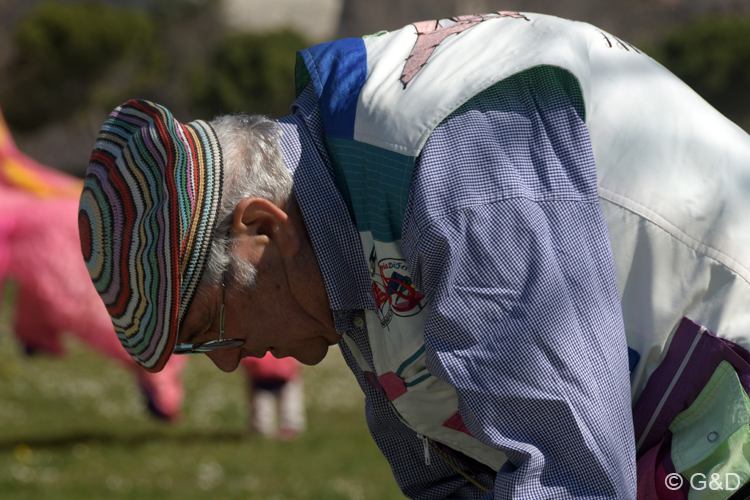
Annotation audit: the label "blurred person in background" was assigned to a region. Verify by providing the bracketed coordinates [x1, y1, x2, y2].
[241, 354, 306, 440]
[78, 11, 750, 499]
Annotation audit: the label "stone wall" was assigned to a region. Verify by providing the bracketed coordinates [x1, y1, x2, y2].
[221, 0, 343, 42]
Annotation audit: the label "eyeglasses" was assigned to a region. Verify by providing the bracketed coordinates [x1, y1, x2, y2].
[173, 272, 246, 355]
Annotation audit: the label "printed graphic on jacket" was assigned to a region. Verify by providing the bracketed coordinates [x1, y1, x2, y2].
[369, 247, 427, 329]
[401, 12, 530, 87]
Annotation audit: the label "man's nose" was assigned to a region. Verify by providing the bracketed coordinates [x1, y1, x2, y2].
[205, 348, 241, 372]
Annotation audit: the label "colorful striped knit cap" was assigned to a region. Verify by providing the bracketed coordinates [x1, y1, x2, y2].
[78, 99, 223, 372]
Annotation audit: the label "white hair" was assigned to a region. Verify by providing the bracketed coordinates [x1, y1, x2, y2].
[201, 114, 293, 291]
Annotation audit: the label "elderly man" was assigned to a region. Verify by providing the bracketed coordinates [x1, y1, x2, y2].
[79, 12, 750, 499]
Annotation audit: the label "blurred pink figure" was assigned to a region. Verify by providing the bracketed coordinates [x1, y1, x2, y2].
[0, 108, 187, 421]
[241, 354, 306, 440]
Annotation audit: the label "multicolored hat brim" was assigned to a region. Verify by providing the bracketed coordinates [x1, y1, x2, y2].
[79, 99, 223, 372]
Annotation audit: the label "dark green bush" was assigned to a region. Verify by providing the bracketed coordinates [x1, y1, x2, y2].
[190, 30, 309, 120]
[648, 15, 750, 130]
[1, 1, 162, 130]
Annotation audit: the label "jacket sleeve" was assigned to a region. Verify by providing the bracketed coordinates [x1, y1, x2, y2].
[412, 198, 636, 498]
[401, 67, 638, 498]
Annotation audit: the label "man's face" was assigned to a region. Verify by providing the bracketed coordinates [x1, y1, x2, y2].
[176, 197, 340, 372]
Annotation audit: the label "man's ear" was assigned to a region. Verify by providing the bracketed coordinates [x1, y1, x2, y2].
[230, 198, 299, 258]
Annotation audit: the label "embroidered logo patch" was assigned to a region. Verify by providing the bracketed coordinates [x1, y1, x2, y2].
[370, 258, 427, 329]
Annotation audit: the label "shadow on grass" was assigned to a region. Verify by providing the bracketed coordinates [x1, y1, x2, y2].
[0, 429, 249, 450]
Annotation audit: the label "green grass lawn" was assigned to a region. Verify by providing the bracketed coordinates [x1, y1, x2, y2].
[0, 286, 405, 499]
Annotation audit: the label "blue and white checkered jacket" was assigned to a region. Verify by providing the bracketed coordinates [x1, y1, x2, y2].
[277, 17, 638, 499]
[275, 12, 750, 499]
